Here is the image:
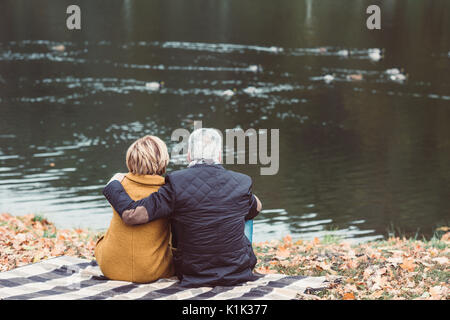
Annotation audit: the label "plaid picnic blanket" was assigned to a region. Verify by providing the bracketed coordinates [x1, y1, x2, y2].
[0, 256, 336, 300]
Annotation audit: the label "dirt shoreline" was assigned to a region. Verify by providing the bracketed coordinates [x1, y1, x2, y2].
[0, 213, 448, 300]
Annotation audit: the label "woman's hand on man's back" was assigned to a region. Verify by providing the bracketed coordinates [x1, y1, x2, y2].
[107, 173, 126, 185]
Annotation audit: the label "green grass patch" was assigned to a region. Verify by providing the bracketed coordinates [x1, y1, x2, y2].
[32, 214, 46, 222]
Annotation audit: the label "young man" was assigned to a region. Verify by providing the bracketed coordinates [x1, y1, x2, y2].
[103, 128, 262, 287]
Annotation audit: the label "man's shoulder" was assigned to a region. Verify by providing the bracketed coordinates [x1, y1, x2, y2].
[167, 165, 252, 183]
[226, 169, 252, 183]
[166, 166, 196, 178]
[164, 166, 201, 183]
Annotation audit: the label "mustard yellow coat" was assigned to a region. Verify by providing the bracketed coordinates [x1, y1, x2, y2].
[95, 173, 174, 283]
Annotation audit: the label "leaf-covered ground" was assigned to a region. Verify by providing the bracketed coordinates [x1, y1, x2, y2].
[254, 234, 449, 300]
[0, 213, 98, 272]
[0, 213, 448, 300]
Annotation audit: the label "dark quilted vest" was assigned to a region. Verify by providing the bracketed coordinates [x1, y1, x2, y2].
[168, 163, 258, 287]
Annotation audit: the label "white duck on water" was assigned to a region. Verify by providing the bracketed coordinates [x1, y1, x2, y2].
[323, 74, 336, 83]
[243, 86, 262, 95]
[337, 49, 349, 57]
[368, 48, 383, 61]
[145, 81, 164, 90]
[385, 68, 404, 75]
[221, 88, 237, 97]
[248, 64, 263, 73]
[269, 46, 283, 53]
[389, 73, 408, 82]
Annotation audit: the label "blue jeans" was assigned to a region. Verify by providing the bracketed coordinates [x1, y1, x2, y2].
[244, 220, 254, 243]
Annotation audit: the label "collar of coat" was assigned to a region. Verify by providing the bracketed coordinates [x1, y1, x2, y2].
[124, 173, 165, 186]
[188, 158, 221, 167]
[188, 160, 224, 170]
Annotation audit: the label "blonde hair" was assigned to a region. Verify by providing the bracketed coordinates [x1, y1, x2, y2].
[126, 135, 169, 175]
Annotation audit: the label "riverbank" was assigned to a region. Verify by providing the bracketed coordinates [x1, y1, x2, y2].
[0, 213, 448, 300]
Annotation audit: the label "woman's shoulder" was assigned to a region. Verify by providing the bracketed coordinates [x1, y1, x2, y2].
[123, 173, 165, 186]
[121, 173, 165, 200]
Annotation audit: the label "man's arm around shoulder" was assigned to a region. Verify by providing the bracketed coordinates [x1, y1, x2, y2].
[103, 174, 175, 225]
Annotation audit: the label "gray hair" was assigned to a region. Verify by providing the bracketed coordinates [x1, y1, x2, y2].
[188, 128, 222, 163]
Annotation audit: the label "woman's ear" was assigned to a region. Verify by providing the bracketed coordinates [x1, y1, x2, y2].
[187, 151, 191, 162]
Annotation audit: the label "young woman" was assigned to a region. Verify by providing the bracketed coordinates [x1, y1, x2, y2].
[95, 135, 174, 283]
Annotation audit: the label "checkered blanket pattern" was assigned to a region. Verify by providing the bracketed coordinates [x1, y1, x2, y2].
[0, 256, 335, 300]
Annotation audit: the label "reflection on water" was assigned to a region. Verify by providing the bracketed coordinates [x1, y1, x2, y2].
[0, 0, 449, 242]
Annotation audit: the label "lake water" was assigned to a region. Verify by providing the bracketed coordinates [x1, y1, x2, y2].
[0, 0, 449, 243]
